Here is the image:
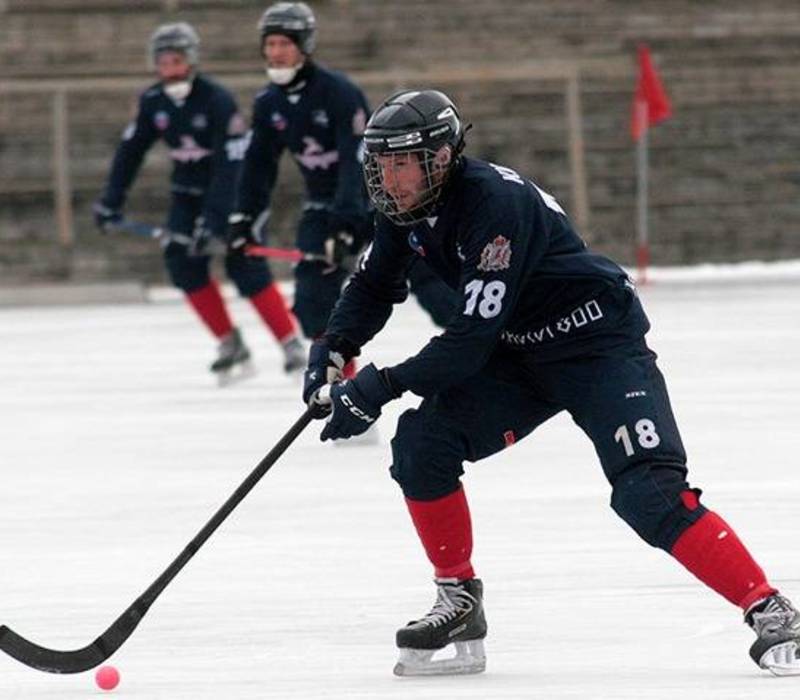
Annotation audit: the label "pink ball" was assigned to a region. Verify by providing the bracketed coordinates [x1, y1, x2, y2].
[95, 665, 120, 691]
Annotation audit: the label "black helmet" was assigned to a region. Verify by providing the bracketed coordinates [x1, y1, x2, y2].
[258, 2, 316, 54]
[148, 22, 200, 67]
[363, 90, 466, 226]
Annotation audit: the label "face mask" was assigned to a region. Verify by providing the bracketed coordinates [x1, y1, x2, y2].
[266, 65, 300, 86]
[163, 80, 192, 102]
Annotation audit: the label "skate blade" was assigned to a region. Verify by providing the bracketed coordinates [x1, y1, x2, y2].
[393, 639, 486, 677]
[215, 360, 257, 387]
[759, 641, 800, 676]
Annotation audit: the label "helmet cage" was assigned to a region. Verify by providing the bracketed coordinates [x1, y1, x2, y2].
[363, 146, 451, 226]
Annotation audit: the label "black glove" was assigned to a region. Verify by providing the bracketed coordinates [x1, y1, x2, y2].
[322, 230, 356, 274]
[319, 364, 397, 441]
[226, 212, 257, 256]
[92, 200, 122, 234]
[303, 340, 347, 418]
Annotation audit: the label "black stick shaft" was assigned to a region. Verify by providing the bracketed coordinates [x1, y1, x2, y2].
[0, 407, 315, 674]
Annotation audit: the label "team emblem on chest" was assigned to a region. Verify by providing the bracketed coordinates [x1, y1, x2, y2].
[154, 111, 170, 131]
[311, 109, 329, 128]
[191, 113, 208, 130]
[477, 235, 512, 271]
[271, 112, 288, 131]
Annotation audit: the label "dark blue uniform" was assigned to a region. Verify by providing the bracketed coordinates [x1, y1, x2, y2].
[235, 63, 456, 336]
[101, 74, 272, 296]
[326, 157, 705, 553]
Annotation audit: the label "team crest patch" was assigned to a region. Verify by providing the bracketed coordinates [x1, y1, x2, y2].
[154, 111, 170, 131]
[271, 111, 287, 131]
[191, 113, 208, 130]
[311, 109, 329, 127]
[478, 235, 512, 271]
[407, 231, 426, 256]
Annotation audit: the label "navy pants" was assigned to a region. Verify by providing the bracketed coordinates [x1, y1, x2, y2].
[163, 193, 272, 296]
[292, 206, 350, 338]
[390, 338, 706, 552]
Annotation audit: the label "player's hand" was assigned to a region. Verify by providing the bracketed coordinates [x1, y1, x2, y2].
[92, 201, 122, 234]
[303, 340, 347, 419]
[322, 230, 356, 274]
[225, 212, 257, 256]
[320, 364, 397, 441]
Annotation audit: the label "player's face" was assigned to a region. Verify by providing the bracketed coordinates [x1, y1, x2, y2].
[377, 153, 426, 212]
[155, 51, 192, 82]
[263, 34, 303, 67]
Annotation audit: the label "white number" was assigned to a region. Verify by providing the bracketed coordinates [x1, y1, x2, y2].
[489, 163, 524, 185]
[463, 280, 507, 318]
[614, 419, 661, 457]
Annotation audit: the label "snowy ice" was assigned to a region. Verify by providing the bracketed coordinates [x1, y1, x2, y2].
[1, 268, 799, 698]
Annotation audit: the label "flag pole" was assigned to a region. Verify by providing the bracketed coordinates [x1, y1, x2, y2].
[635, 98, 649, 285]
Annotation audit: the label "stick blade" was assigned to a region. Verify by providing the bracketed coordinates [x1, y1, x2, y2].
[0, 604, 144, 674]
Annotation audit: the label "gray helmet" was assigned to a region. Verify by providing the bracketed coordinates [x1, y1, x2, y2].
[258, 2, 316, 55]
[363, 90, 466, 226]
[148, 22, 200, 67]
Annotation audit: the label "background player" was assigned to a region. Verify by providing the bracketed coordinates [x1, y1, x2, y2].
[227, 2, 455, 382]
[302, 89, 800, 677]
[94, 22, 304, 383]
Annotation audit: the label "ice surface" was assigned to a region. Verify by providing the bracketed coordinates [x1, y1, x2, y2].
[1, 275, 799, 698]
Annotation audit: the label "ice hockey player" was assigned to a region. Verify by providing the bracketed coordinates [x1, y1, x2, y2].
[227, 2, 456, 384]
[94, 22, 304, 384]
[302, 89, 800, 676]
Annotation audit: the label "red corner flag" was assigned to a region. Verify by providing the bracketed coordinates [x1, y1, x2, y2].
[631, 45, 672, 141]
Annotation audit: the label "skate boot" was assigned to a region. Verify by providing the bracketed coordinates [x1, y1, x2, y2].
[210, 328, 255, 386]
[394, 578, 487, 676]
[746, 593, 800, 676]
[282, 336, 306, 374]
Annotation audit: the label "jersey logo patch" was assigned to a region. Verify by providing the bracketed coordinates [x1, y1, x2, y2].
[191, 114, 208, 130]
[407, 231, 426, 256]
[169, 135, 212, 163]
[312, 109, 329, 127]
[154, 111, 170, 131]
[477, 236, 511, 271]
[294, 136, 339, 170]
[271, 111, 288, 131]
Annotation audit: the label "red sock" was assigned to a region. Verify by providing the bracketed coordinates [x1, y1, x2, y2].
[405, 485, 475, 580]
[671, 508, 776, 610]
[186, 281, 234, 339]
[249, 283, 297, 343]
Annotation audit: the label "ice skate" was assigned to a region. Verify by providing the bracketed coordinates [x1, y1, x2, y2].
[210, 328, 256, 386]
[393, 578, 487, 677]
[746, 593, 800, 676]
[282, 336, 306, 375]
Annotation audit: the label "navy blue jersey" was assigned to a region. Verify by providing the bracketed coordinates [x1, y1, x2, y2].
[101, 73, 248, 232]
[327, 157, 650, 397]
[235, 63, 370, 230]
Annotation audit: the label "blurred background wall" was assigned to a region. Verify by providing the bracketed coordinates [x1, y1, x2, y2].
[1, 0, 799, 284]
